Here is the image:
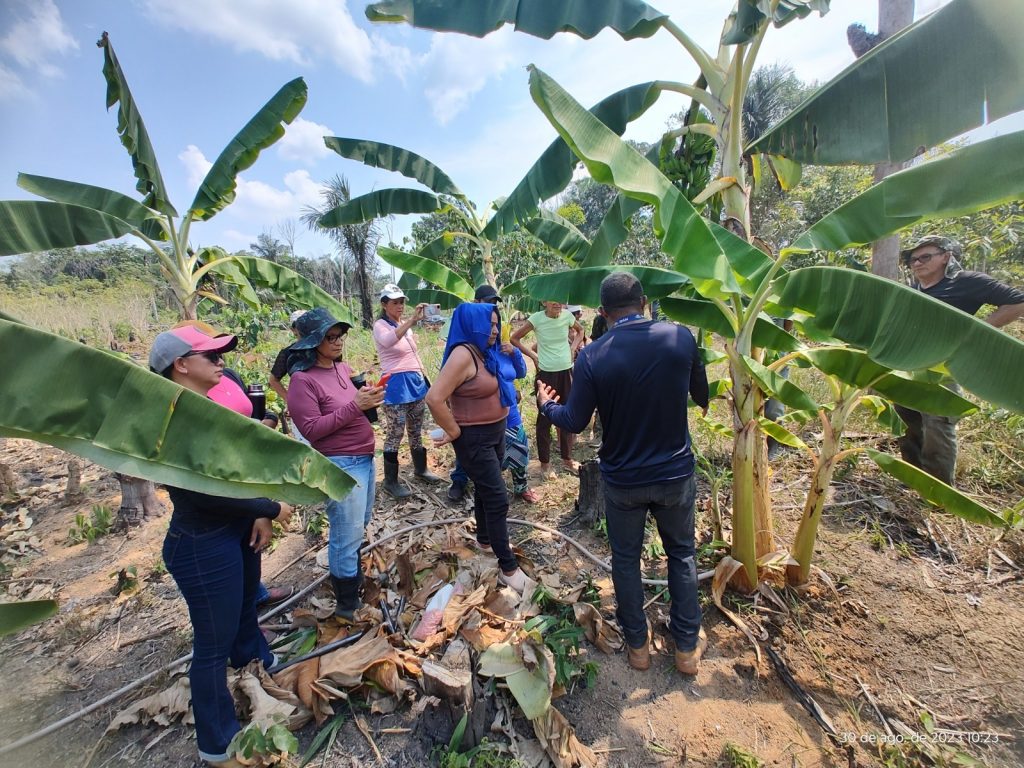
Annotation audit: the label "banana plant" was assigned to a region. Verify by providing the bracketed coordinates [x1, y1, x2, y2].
[0, 33, 353, 326]
[366, 0, 1024, 590]
[319, 81, 674, 290]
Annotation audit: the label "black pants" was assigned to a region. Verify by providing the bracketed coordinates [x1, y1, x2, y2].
[452, 418, 517, 573]
[604, 475, 702, 651]
[535, 368, 574, 463]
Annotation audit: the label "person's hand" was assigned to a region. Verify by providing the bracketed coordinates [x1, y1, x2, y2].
[537, 382, 559, 407]
[355, 384, 385, 411]
[500, 342, 514, 355]
[250, 517, 273, 552]
[432, 427, 459, 447]
[413, 303, 428, 322]
[276, 502, 294, 528]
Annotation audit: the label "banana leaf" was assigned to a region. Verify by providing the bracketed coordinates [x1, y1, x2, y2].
[748, 0, 1024, 164]
[17, 174, 161, 232]
[659, 297, 801, 351]
[377, 246, 475, 300]
[318, 188, 440, 227]
[323, 138, 465, 199]
[792, 131, 1024, 252]
[771, 267, 1024, 413]
[722, 0, 831, 45]
[504, 265, 688, 306]
[0, 600, 59, 638]
[484, 81, 665, 239]
[528, 67, 738, 299]
[0, 316, 353, 504]
[864, 449, 1008, 527]
[756, 416, 808, 452]
[524, 211, 590, 262]
[366, 0, 668, 40]
[741, 356, 818, 412]
[97, 33, 176, 217]
[0, 201, 135, 256]
[417, 232, 462, 264]
[190, 78, 308, 221]
[577, 193, 645, 267]
[209, 256, 357, 327]
[796, 348, 977, 419]
[709, 221, 777, 292]
[858, 395, 906, 437]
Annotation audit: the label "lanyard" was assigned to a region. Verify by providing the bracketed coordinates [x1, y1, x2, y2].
[613, 313, 646, 327]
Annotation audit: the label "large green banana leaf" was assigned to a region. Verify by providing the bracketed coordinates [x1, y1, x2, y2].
[323, 138, 465, 199]
[528, 67, 738, 299]
[791, 130, 1024, 252]
[858, 395, 906, 436]
[190, 78, 308, 221]
[796, 348, 977, 419]
[366, 0, 668, 40]
[503, 265, 688, 306]
[417, 232, 461, 264]
[377, 246, 476, 300]
[524, 211, 590, 262]
[318, 188, 440, 227]
[0, 201, 135, 256]
[748, 0, 1024, 164]
[0, 600, 59, 638]
[17, 174, 161, 232]
[577, 193, 645, 267]
[864, 450, 1008, 528]
[0, 315, 353, 504]
[722, 0, 831, 45]
[659, 297, 801, 351]
[209, 256, 357, 327]
[484, 82, 664, 239]
[742, 356, 818, 412]
[771, 267, 1024, 413]
[97, 33, 176, 217]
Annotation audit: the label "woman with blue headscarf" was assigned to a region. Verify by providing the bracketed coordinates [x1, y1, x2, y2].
[425, 303, 527, 593]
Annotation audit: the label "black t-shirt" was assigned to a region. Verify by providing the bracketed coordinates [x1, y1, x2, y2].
[590, 315, 607, 342]
[271, 343, 297, 380]
[918, 271, 1024, 316]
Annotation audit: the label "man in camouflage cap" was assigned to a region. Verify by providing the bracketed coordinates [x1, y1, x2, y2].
[895, 235, 1024, 484]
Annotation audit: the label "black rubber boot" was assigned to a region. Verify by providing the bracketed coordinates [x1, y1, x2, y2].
[447, 482, 467, 502]
[382, 452, 412, 499]
[330, 574, 362, 621]
[411, 446, 442, 483]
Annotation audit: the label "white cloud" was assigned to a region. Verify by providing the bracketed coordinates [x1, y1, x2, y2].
[178, 144, 327, 226]
[276, 117, 335, 164]
[142, 0, 409, 83]
[0, 0, 78, 98]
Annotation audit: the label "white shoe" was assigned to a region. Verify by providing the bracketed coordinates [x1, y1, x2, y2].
[499, 568, 528, 594]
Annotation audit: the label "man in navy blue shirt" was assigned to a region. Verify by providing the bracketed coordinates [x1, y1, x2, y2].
[537, 272, 710, 675]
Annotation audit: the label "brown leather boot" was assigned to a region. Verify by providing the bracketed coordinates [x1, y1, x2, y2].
[627, 642, 650, 671]
[675, 628, 708, 675]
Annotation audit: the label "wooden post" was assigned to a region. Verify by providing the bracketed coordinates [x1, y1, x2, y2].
[575, 459, 605, 526]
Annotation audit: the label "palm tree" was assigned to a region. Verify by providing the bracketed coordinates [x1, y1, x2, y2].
[302, 175, 381, 329]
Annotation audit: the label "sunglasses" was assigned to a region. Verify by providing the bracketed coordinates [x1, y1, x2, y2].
[184, 350, 224, 364]
[904, 250, 943, 266]
[324, 332, 346, 343]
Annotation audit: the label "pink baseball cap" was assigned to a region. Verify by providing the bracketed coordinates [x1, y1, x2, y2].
[149, 326, 237, 374]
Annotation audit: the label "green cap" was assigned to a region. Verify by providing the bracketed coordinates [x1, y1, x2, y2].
[900, 235, 961, 264]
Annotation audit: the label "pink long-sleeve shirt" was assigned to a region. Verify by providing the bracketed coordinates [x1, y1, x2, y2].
[372, 319, 423, 374]
[286, 363, 375, 456]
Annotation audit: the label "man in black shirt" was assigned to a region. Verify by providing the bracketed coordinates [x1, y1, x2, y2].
[537, 272, 710, 675]
[897, 235, 1024, 483]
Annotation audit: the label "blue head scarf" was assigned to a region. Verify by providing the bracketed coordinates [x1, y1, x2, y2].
[442, 303, 516, 409]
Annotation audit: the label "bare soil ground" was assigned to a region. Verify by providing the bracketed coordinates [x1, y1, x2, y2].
[1, 434, 1022, 768]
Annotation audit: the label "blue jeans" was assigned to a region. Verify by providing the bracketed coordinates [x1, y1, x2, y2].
[603, 475, 702, 651]
[163, 518, 272, 762]
[450, 461, 469, 488]
[326, 455, 376, 578]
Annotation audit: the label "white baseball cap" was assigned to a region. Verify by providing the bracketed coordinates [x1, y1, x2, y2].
[380, 283, 407, 300]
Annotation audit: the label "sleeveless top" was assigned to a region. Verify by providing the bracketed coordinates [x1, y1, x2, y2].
[450, 344, 508, 426]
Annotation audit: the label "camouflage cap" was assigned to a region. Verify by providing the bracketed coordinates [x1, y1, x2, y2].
[900, 235, 962, 264]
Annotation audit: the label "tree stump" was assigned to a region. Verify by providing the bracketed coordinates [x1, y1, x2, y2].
[575, 459, 605, 526]
[115, 474, 163, 527]
[64, 458, 85, 504]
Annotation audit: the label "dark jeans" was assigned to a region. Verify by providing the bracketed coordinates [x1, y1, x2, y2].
[452, 418, 517, 573]
[163, 518, 273, 762]
[535, 368, 574, 463]
[894, 404, 958, 485]
[450, 460, 468, 488]
[604, 475, 702, 651]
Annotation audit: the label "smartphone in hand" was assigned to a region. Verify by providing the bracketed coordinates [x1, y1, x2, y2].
[376, 372, 392, 388]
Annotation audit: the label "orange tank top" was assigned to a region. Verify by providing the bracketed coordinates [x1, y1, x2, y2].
[449, 345, 508, 426]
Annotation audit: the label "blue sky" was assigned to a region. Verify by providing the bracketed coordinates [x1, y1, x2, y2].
[1, 0, 993, 265]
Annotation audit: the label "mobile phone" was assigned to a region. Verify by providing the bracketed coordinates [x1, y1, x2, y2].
[375, 373, 391, 388]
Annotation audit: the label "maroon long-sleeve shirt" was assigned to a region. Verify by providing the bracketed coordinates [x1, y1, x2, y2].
[286, 363, 375, 456]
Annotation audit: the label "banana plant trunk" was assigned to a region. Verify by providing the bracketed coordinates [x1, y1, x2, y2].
[480, 241, 496, 288]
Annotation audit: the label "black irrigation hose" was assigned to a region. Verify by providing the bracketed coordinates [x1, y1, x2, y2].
[0, 513, 708, 755]
[266, 631, 367, 675]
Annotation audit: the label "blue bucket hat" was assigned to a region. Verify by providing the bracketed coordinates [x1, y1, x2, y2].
[292, 307, 351, 350]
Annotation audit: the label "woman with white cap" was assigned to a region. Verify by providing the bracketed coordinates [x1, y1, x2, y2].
[373, 283, 442, 498]
[149, 325, 293, 768]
